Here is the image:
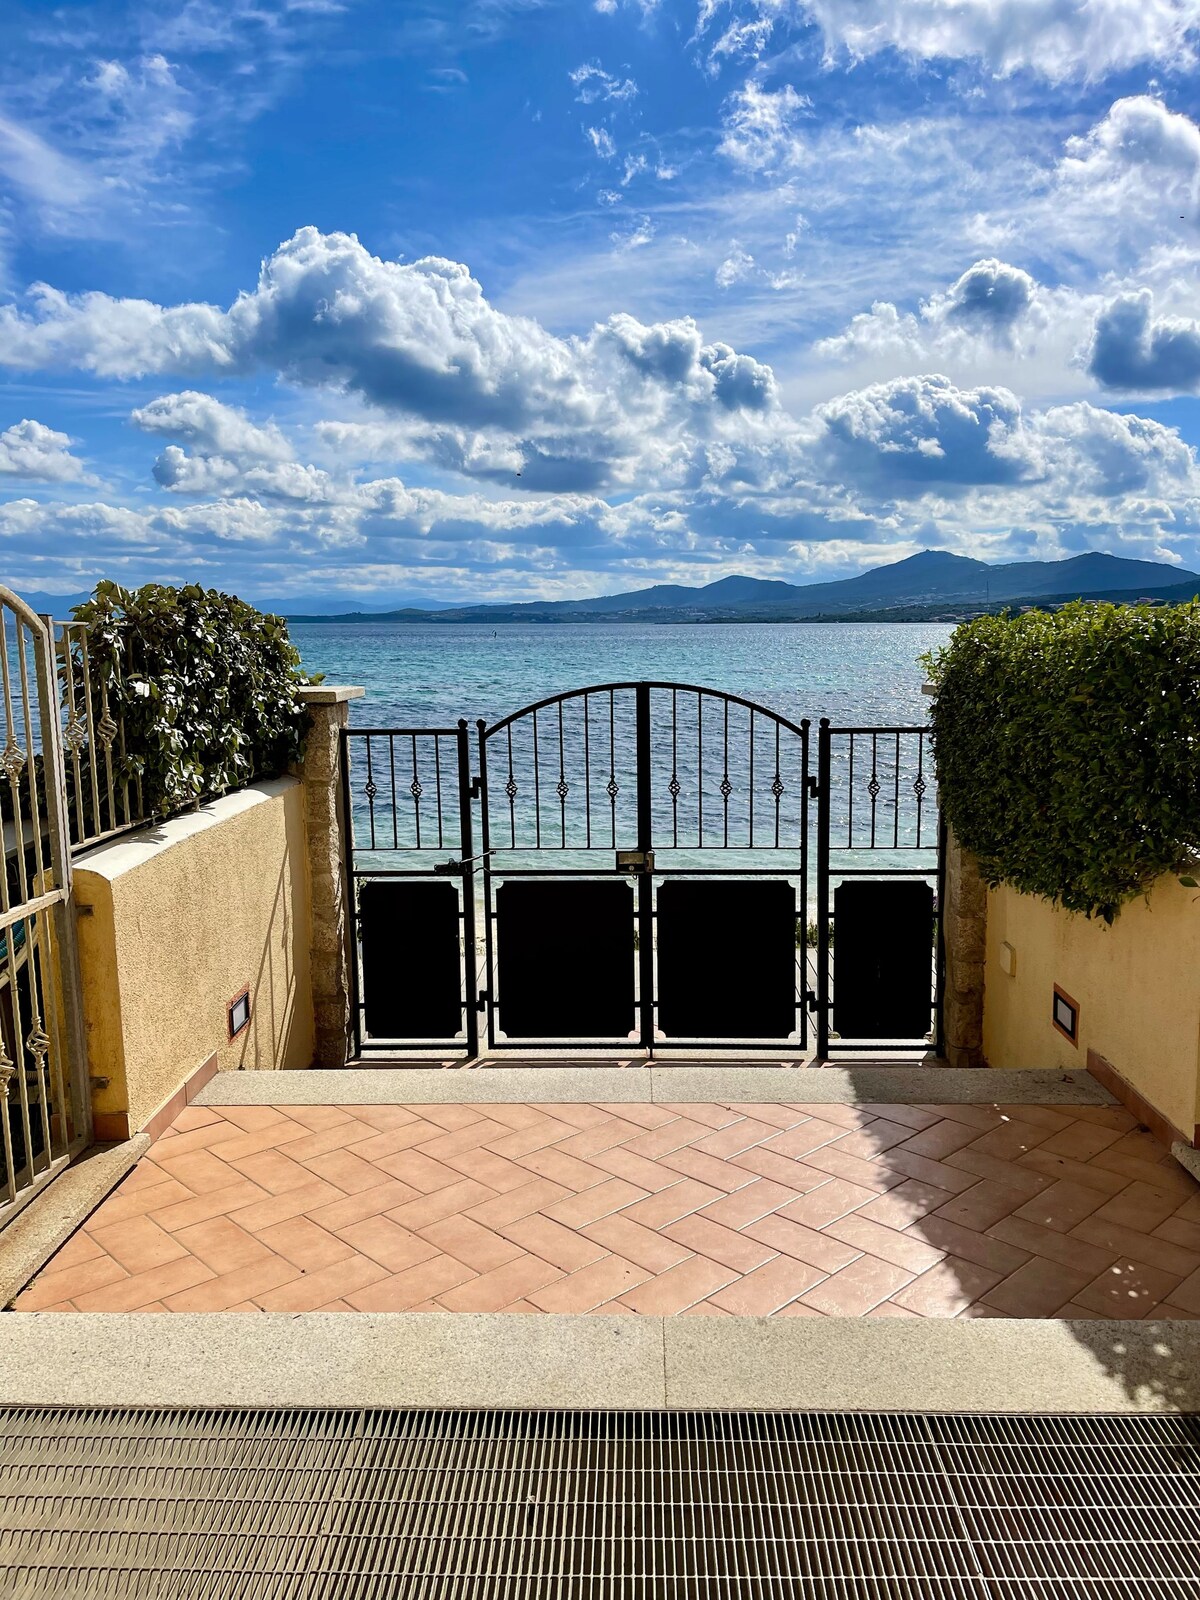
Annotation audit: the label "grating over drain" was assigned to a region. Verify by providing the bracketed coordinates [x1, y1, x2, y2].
[0, 1409, 1198, 1598]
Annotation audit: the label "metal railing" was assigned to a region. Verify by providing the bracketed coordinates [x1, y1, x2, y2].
[0, 590, 91, 1227]
[45, 618, 147, 854]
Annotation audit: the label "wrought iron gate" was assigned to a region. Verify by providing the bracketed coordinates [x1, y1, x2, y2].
[342, 683, 942, 1059]
[0, 587, 91, 1227]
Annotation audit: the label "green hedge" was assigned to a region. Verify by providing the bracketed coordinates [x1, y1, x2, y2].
[70, 581, 310, 820]
[921, 601, 1200, 922]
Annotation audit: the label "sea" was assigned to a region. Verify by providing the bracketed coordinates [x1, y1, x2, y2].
[288, 621, 954, 730]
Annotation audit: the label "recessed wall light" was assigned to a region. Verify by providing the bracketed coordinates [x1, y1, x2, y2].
[228, 987, 251, 1040]
[1052, 984, 1078, 1046]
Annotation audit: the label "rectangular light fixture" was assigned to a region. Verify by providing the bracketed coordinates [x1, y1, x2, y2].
[1052, 984, 1078, 1045]
[228, 987, 251, 1040]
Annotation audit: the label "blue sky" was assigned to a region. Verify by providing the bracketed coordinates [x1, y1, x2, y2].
[4, 0, 1200, 607]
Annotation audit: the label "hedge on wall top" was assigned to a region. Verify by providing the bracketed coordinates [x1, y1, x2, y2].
[921, 601, 1200, 922]
[71, 581, 311, 820]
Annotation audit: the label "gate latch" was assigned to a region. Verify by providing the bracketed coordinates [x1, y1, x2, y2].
[616, 849, 655, 875]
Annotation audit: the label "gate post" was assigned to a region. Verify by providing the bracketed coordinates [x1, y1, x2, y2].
[816, 719, 831, 1061]
[941, 825, 987, 1069]
[298, 685, 364, 1068]
[635, 684, 655, 1052]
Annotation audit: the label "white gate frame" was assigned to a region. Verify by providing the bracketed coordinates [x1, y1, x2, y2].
[0, 585, 91, 1228]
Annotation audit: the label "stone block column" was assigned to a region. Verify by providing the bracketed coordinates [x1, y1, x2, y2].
[942, 824, 987, 1069]
[297, 685, 364, 1068]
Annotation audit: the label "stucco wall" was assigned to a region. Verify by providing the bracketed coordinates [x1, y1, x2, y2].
[983, 876, 1200, 1141]
[75, 778, 314, 1135]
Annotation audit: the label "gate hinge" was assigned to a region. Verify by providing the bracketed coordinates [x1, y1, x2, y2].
[806, 776, 820, 799]
[470, 775, 482, 799]
[476, 991, 489, 1012]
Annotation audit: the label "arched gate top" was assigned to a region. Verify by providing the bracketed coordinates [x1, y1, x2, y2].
[480, 679, 811, 741]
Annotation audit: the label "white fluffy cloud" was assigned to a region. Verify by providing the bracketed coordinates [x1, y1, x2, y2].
[0, 419, 90, 482]
[131, 391, 292, 461]
[1088, 291, 1200, 392]
[1, 230, 792, 496]
[809, 373, 1195, 507]
[792, 0, 1200, 80]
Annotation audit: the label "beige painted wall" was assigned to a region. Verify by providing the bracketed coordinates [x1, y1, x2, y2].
[983, 876, 1200, 1139]
[75, 778, 315, 1134]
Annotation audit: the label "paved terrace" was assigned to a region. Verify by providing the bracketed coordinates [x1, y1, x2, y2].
[15, 1068, 1200, 1323]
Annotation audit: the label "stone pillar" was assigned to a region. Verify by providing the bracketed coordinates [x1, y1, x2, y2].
[298, 685, 364, 1069]
[942, 825, 988, 1069]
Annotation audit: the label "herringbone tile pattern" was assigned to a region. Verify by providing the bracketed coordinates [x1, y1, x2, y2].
[17, 1098, 1200, 1319]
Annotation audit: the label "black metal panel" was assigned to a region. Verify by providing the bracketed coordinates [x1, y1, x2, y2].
[358, 880, 463, 1039]
[832, 878, 934, 1040]
[657, 880, 797, 1039]
[497, 879, 635, 1040]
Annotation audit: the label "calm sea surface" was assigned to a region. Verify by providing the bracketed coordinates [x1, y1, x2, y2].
[289, 621, 954, 730]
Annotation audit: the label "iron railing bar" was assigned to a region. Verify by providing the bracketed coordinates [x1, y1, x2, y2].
[389, 736, 399, 851]
[434, 738, 444, 853]
[531, 707, 541, 851]
[583, 693, 591, 850]
[697, 691, 703, 848]
[77, 630, 104, 841]
[57, 624, 86, 843]
[558, 699, 566, 850]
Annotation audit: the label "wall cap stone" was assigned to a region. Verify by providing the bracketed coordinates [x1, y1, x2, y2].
[298, 685, 365, 705]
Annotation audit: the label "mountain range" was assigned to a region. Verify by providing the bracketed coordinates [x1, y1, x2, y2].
[285, 550, 1200, 624]
[10, 550, 1200, 626]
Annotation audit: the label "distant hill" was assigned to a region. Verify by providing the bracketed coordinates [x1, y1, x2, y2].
[286, 550, 1200, 624]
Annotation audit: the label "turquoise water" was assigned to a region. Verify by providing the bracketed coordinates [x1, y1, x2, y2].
[289, 621, 953, 729]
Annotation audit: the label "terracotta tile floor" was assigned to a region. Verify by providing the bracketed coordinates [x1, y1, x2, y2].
[16, 1098, 1200, 1319]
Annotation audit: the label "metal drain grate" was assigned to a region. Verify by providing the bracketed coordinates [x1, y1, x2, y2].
[1, 1409, 1198, 1598]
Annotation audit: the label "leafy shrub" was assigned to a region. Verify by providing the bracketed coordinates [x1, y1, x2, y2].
[921, 602, 1200, 922]
[69, 581, 310, 820]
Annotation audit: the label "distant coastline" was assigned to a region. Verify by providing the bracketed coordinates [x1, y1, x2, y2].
[287, 582, 1200, 627]
[283, 548, 1200, 627]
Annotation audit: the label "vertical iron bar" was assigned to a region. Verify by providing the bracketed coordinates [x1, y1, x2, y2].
[773, 722, 781, 849]
[340, 727, 363, 1059]
[847, 731, 854, 848]
[477, 720, 496, 1053]
[670, 688, 678, 850]
[894, 731, 901, 849]
[817, 719, 831, 1061]
[558, 700, 566, 849]
[506, 725, 516, 849]
[608, 690, 617, 848]
[869, 731, 878, 850]
[457, 720, 478, 1059]
[800, 718, 810, 1051]
[77, 631, 102, 839]
[434, 738, 444, 851]
[583, 693, 591, 849]
[935, 804, 947, 1059]
[388, 735, 399, 850]
[696, 691, 703, 847]
[364, 736, 377, 850]
[748, 708, 754, 849]
[635, 684, 654, 1053]
[915, 731, 926, 849]
[410, 734, 421, 850]
[532, 707, 541, 850]
[721, 697, 729, 848]
[60, 626, 85, 842]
